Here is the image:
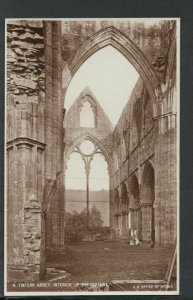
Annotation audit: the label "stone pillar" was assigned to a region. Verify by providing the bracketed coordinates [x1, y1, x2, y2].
[7, 139, 45, 281]
[121, 212, 129, 237]
[6, 20, 46, 280]
[130, 208, 138, 234]
[141, 203, 153, 243]
[137, 207, 142, 241]
[109, 181, 114, 228]
[128, 212, 131, 229]
[44, 21, 65, 252]
[114, 213, 120, 237]
[118, 214, 122, 236]
[154, 94, 177, 246]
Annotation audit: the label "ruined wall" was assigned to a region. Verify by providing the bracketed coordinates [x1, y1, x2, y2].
[6, 20, 65, 281]
[110, 77, 154, 241]
[110, 23, 177, 246]
[153, 25, 177, 245]
[6, 20, 46, 280]
[43, 21, 64, 253]
[64, 87, 113, 165]
[61, 19, 174, 84]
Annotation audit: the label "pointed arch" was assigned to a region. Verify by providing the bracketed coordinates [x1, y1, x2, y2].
[130, 173, 140, 209]
[129, 173, 142, 238]
[67, 27, 161, 99]
[140, 160, 155, 243]
[114, 188, 120, 214]
[121, 182, 129, 212]
[141, 161, 155, 204]
[113, 188, 121, 229]
[121, 182, 129, 230]
[120, 138, 127, 164]
[64, 133, 112, 174]
[80, 100, 95, 128]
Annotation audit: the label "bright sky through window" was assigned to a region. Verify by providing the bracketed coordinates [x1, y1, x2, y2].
[65, 45, 139, 125]
[65, 143, 109, 191]
[80, 101, 95, 128]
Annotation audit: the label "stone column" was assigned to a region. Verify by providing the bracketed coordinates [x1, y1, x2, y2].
[141, 203, 153, 243]
[154, 95, 177, 246]
[6, 20, 46, 281]
[44, 21, 65, 252]
[130, 208, 138, 236]
[7, 138, 45, 281]
[137, 207, 142, 241]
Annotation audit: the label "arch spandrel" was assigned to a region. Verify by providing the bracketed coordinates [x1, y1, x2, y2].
[67, 27, 161, 99]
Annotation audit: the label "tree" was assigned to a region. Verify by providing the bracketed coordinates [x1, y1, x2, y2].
[89, 206, 104, 228]
[65, 206, 104, 241]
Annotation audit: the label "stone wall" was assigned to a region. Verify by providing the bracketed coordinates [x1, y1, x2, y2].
[6, 20, 46, 280]
[64, 87, 113, 172]
[61, 19, 173, 83]
[43, 21, 64, 253]
[110, 23, 177, 246]
[64, 87, 113, 146]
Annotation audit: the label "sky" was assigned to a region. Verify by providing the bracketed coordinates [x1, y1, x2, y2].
[65, 150, 109, 191]
[64, 45, 139, 126]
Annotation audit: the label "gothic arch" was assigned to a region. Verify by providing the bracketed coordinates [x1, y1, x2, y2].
[129, 173, 140, 209]
[67, 27, 161, 99]
[130, 96, 143, 150]
[121, 182, 129, 229]
[113, 151, 119, 172]
[114, 188, 120, 214]
[141, 161, 155, 204]
[140, 161, 155, 243]
[120, 138, 127, 164]
[113, 188, 121, 228]
[129, 173, 141, 237]
[79, 100, 95, 128]
[121, 181, 129, 211]
[78, 94, 97, 109]
[64, 134, 112, 174]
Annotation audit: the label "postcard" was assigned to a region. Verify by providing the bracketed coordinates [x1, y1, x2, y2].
[5, 18, 179, 295]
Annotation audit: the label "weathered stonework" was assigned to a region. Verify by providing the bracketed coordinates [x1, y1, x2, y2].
[6, 19, 177, 281]
[7, 20, 46, 280]
[64, 87, 113, 172]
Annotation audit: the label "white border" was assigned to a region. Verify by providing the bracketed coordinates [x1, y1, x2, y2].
[4, 17, 180, 296]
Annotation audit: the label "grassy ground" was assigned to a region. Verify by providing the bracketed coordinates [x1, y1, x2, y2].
[46, 241, 172, 283]
[7, 241, 174, 292]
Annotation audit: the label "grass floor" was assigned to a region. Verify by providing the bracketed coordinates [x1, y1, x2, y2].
[7, 241, 174, 292]
[46, 241, 172, 283]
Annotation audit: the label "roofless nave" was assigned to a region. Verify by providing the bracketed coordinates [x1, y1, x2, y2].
[6, 19, 177, 283]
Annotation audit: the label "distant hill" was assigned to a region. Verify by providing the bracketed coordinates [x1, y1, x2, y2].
[65, 189, 109, 226]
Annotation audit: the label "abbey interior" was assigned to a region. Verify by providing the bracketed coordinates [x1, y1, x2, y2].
[6, 19, 177, 283]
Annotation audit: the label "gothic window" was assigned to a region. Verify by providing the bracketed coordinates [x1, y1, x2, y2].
[121, 138, 127, 164]
[80, 101, 95, 128]
[144, 91, 153, 134]
[130, 98, 142, 151]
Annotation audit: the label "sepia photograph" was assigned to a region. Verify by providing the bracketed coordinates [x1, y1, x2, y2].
[5, 18, 179, 295]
